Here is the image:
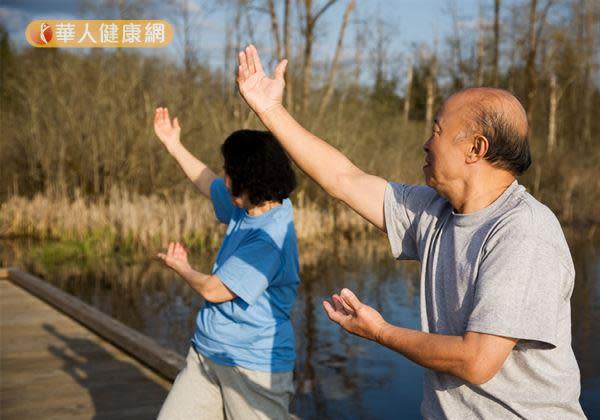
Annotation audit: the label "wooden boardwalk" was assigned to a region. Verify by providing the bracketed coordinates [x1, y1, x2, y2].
[0, 275, 173, 419]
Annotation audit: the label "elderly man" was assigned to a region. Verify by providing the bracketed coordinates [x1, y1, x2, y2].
[236, 45, 586, 418]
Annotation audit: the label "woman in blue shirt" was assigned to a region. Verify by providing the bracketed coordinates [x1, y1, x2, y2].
[153, 107, 300, 419]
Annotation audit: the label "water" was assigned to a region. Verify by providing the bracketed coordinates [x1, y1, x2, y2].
[1, 233, 598, 419]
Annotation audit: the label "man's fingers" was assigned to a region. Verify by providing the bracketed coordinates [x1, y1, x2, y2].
[249, 44, 264, 73]
[332, 295, 350, 316]
[245, 45, 256, 73]
[340, 288, 361, 311]
[167, 242, 175, 256]
[323, 301, 343, 323]
[237, 65, 244, 83]
[335, 294, 354, 314]
[238, 51, 250, 79]
[237, 65, 248, 84]
[173, 117, 180, 130]
[274, 59, 288, 81]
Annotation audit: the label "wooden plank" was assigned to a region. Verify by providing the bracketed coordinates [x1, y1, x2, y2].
[7, 268, 184, 381]
[0, 266, 12, 280]
[1, 280, 171, 420]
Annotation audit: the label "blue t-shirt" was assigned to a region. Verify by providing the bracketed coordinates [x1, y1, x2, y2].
[191, 178, 300, 372]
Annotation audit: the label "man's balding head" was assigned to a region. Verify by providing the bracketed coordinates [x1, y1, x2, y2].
[445, 88, 531, 175]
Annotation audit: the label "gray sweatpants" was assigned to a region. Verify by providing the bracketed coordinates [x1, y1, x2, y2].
[157, 346, 294, 420]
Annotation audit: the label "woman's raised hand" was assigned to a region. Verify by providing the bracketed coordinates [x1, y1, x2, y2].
[154, 107, 181, 154]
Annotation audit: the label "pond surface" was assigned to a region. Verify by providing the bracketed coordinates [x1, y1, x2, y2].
[1, 233, 598, 419]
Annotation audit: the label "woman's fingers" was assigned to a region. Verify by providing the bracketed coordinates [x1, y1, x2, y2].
[238, 51, 249, 80]
[175, 242, 184, 257]
[155, 107, 164, 127]
[164, 108, 171, 127]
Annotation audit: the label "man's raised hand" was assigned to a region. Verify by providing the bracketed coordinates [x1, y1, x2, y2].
[154, 107, 181, 154]
[237, 44, 288, 115]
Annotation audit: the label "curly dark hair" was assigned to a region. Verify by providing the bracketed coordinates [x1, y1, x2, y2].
[221, 130, 297, 205]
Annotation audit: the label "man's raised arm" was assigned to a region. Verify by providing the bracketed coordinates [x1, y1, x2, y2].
[237, 45, 387, 231]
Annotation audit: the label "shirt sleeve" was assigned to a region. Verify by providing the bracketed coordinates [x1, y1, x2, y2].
[210, 178, 235, 224]
[214, 238, 283, 306]
[466, 220, 571, 348]
[383, 182, 439, 261]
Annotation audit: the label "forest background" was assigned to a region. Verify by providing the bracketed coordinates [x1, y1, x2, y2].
[1, 0, 598, 254]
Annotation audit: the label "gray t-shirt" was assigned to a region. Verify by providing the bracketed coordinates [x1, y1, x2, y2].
[384, 180, 586, 419]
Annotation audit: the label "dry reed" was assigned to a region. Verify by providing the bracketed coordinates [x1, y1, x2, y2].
[0, 188, 373, 252]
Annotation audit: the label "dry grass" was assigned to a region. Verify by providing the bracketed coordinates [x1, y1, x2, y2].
[0, 188, 373, 253]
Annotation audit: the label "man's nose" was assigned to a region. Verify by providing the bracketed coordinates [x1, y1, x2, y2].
[423, 137, 432, 153]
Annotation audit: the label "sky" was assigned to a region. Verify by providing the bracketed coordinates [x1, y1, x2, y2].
[0, 0, 497, 77]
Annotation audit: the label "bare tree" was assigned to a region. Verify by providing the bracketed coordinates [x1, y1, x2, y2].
[371, 16, 393, 90]
[299, 0, 340, 113]
[492, 0, 501, 86]
[548, 72, 557, 153]
[524, 0, 555, 124]
[404, 55, 413, 123]
[351, 17, 366, 93]
[580, 0, 594, 144]
[425, 51, 438, 136]
[315, 0, 355, 125]
[476, 1, 485, 86]
[447, 0, 465, 88]
[267, 0, 282, 60]
[283, 0, 293, 110]
[525, 0, 538, 122]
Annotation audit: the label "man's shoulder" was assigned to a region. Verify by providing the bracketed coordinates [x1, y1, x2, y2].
[386, 182, 449, 215]
[500, 187, 562, 236]
[386, 182, 440, 201]
[488, 187, 573, 271]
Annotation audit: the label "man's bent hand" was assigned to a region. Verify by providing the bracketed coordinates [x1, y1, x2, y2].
[324, 288, 518, 385]
[237, 44, 288, 116]
[323, 288, 389, 342]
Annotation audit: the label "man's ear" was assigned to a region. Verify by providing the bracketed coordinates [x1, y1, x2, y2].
[466, 134, 489, 163]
